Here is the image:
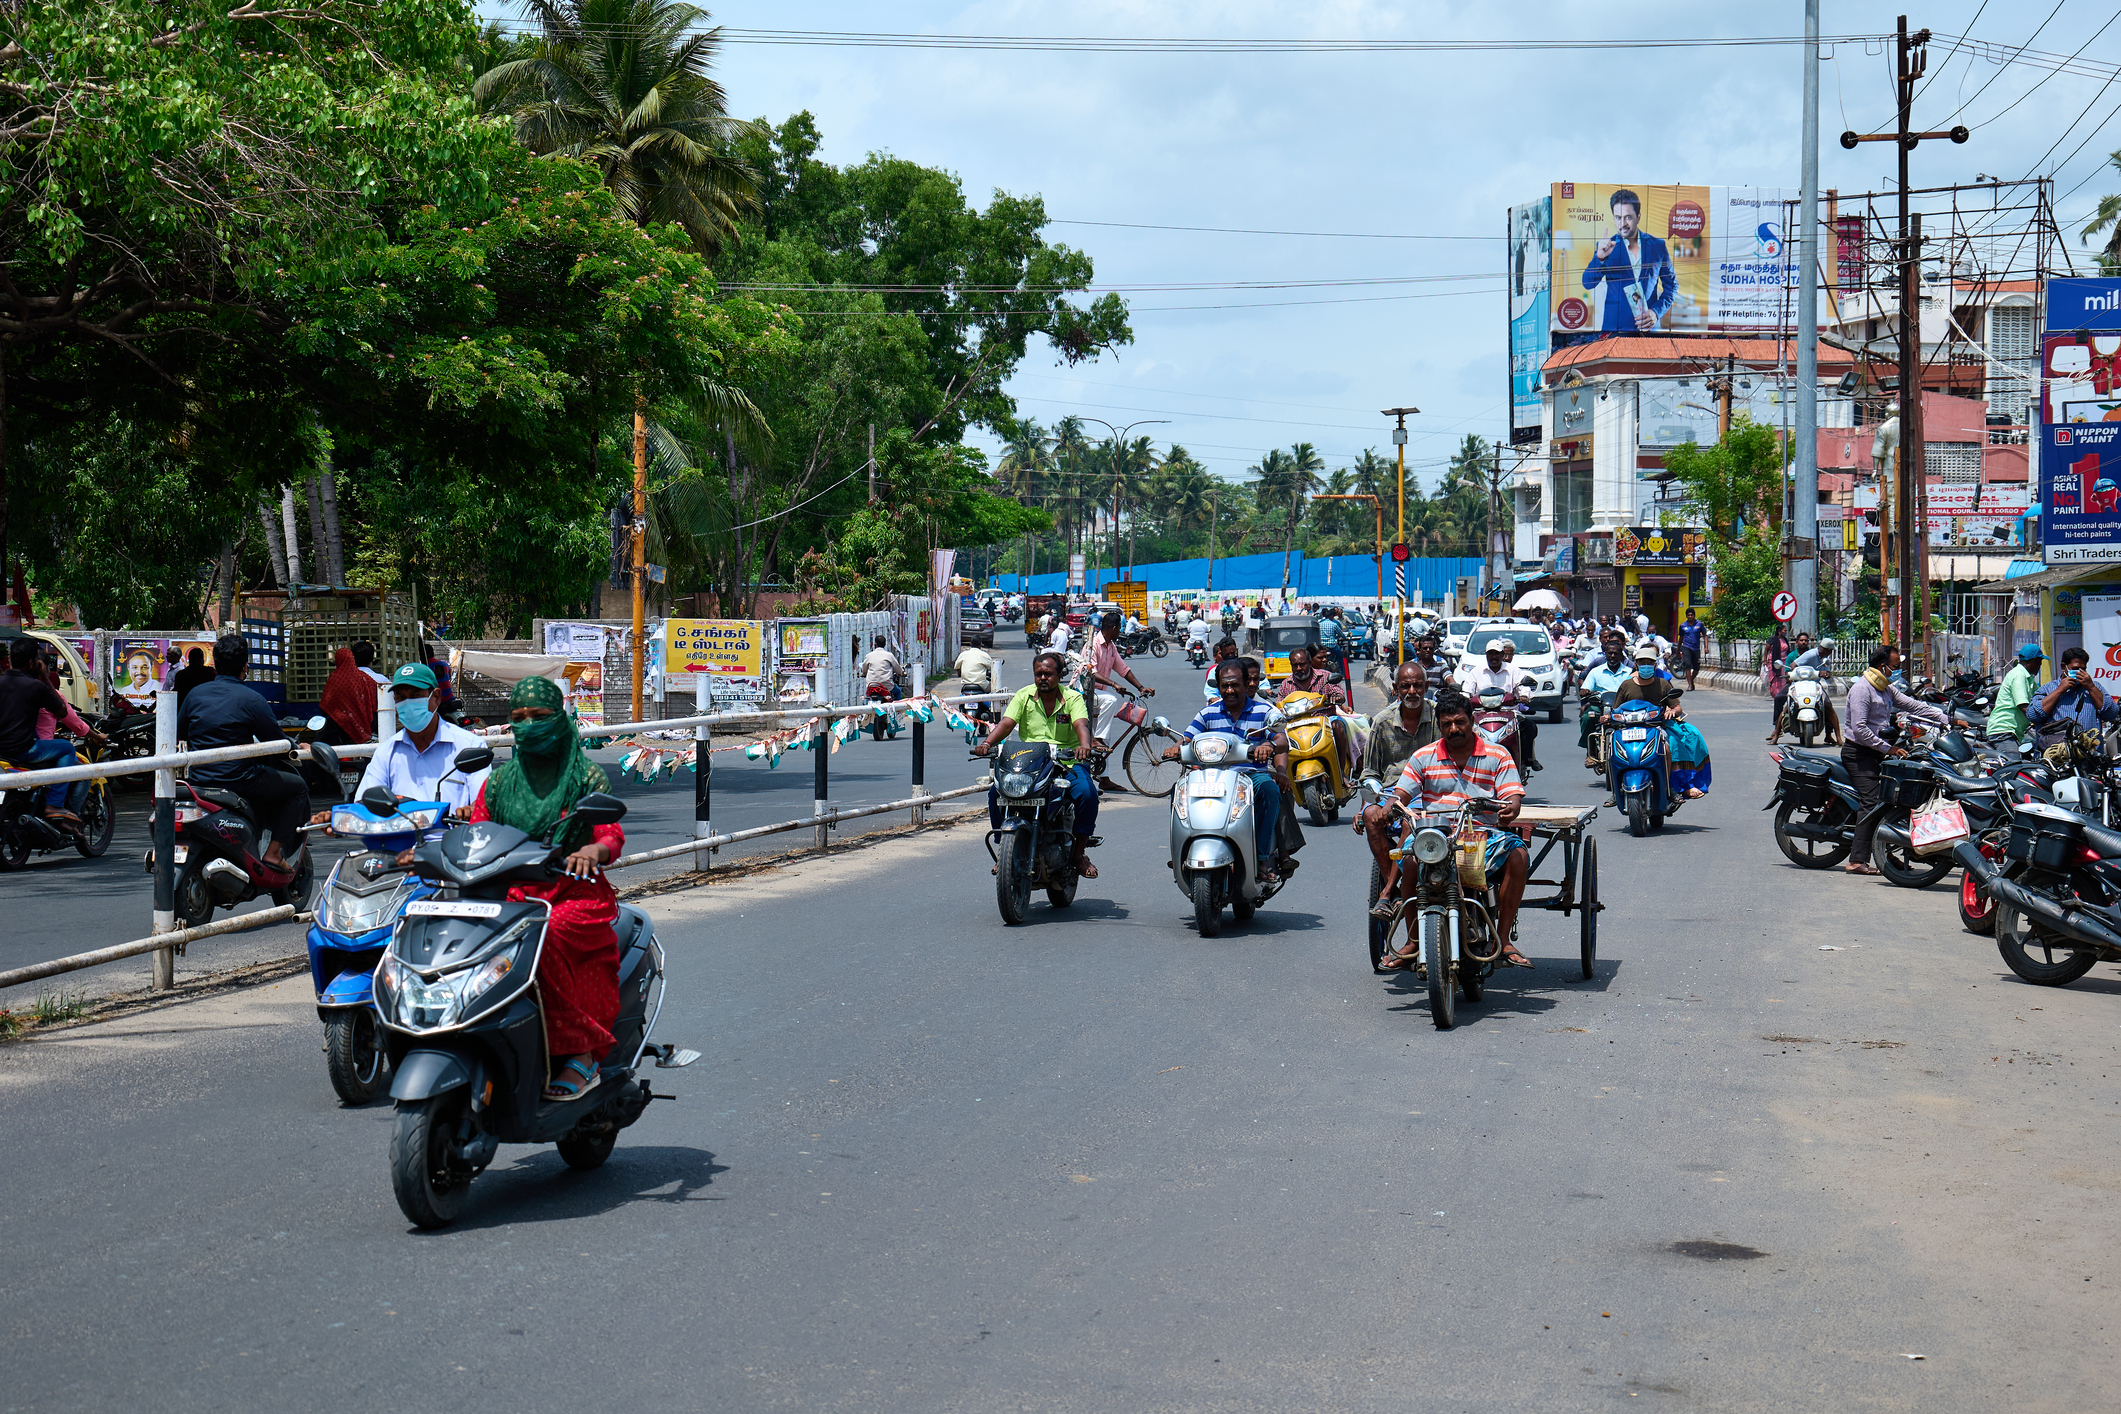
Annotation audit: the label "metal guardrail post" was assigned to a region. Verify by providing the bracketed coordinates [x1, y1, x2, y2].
[910, 664, 927, 827]
[693, 674, 712, 866]
[375, 680, 392, 745]
[151, 691, 177, 991]
[813, 713, 830, 852]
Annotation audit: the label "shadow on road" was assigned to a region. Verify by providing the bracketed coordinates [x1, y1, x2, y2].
[419, 1145, 729, 1234]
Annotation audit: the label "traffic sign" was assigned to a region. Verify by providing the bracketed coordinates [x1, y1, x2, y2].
[1389, 542, 1410, 562]
[1771, 591, 1798, 623]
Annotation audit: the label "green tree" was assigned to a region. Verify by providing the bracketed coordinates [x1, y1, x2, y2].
[2083, 149, 2121, 272]
[1662, 415, 1784, 547]
[476, 0, 761, 258]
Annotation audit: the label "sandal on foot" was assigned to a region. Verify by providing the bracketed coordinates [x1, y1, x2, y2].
[1369, 897, 1403, 922]
[1499, 946, 1534, 969]
[1075, 854, 1099, 880]
[1378, 944, 1418, 971]
[545, 1057, 600, 1102]
[1843, 862, 1880, 876]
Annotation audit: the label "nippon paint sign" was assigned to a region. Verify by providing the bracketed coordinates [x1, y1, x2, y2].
[2040, 278, 2121, 563]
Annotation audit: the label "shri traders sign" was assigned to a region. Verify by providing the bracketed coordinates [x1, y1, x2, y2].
[667, 619, 763, 678]
[2040, 277, 2121, 564]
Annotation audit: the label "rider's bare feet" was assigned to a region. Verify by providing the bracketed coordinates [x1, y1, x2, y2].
[1074, 849, 1099, 879]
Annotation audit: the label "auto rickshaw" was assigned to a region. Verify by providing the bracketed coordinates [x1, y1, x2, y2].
[1260, 615, 1319, 682]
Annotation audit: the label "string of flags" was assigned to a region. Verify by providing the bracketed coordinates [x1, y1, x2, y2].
[605, 696, 988, 782]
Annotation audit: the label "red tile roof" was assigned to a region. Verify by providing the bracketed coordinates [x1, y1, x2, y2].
[1541, 336, 1856, 379]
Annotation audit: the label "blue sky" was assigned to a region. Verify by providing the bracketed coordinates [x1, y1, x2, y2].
[474, 2, 2121, 490]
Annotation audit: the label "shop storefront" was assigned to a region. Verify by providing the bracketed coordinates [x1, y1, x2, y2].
[1612, 526, 1707, 637]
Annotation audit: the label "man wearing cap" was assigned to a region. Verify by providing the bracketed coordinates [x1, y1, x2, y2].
[1988, 643, 2047, 742]
[340, 662, 491, 819]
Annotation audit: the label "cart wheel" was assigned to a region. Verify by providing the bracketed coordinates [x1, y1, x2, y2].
[1367, 861, 1388, 973]
[1579, 835, 1599, 980]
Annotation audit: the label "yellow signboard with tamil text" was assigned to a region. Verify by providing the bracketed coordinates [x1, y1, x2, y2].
[667, 619, 763, 678]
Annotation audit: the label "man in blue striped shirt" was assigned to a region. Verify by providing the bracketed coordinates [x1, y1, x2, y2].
[1166, 658, 1289, 883]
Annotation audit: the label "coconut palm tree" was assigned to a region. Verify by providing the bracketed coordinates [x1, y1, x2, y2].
[1254, 442, 1322, 593]
[995, 418, 1051, 503]
[1153, 447, 1214, 537]
[476, 0, 761, 257]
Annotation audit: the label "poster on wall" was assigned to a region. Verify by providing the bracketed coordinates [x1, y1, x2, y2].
[110, 637, 213, 709]
[2038, 277, 2121, 564]
[561, 660, 604, 728]
[2080, 595, 2121, 695]
[1507, 195, 1551, 443]
[666, 619, 763, 678]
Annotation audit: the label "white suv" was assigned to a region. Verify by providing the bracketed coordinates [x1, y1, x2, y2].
[1458, 620, 1566, 722]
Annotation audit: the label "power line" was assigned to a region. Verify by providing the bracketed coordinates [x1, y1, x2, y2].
[1049, 219, 1486, 241]
[722, 272, 1504, 293]
[1931, 1, 2067, 127]
[1974, 6, 2119, 130]
[1006, 371, 1417, 418]
[778, 286, 1504, 315]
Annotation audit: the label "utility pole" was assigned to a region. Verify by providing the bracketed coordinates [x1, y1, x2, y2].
[630, 397, 647, 723]
[1488, 444, 1514, 617]
[1382, 406, 1420, 660]
[1205, 487, 1219, 592]
[867, 423, 875, 504]
[1839, 15, 1968, 663]
[1793, 0, 1822, 638]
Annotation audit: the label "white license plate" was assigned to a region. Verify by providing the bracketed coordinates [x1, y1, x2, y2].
[1190, 779, 1227, 798]
[1619, 728, 1649, 742]
[405, 901, 503, 919]
[171, 846, 188, 865]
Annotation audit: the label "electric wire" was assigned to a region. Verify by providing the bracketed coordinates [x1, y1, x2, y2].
[1047, 219, 1485, 240]
[1972, 6, 2118, 130]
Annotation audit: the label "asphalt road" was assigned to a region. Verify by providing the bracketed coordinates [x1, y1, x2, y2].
[4, 650, 2118, 1410]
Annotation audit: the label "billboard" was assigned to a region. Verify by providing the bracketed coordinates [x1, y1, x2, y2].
[1545, 182, 1802, 341]
[2039, 277, 2121, 564]
[1507, 196, 1551, 444]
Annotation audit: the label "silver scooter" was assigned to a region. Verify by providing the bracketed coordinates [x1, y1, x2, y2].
[1161, 722, 1286, 937]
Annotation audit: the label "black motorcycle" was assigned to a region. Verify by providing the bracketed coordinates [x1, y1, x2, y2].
[0, 739, 117, 868]
[1957, 805, 2121, 988]
[1117, 627, 1167, 658]
[984, 741, 1085, 924]
[1767, 733, 1999, 888]
[161, 743, 335, 924]
[375, 770, 698, 1228]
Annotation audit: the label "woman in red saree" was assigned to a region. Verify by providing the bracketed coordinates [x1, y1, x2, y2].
[465, 676, 623, 1100]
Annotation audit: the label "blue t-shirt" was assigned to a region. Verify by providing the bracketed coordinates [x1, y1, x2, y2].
[1185, 696, 1276, 742]
[1679, 620, 1704, 651]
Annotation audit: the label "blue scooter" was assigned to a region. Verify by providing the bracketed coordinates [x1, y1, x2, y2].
[309, 796, 451, 1103]
[1608, 696, 1679, 838]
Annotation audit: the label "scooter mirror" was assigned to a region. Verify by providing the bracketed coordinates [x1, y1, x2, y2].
[306, 714, 328, 732]
[1152, 716, 1170, 732]
[360, 786, 399, 815]
[308, 739, 342, 780]
[569, 791, 628, 829]
[452, 745, 495, 774]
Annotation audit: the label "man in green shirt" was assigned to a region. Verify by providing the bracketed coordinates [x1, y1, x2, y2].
[974, 651, 1103, 878]
[1988, 643, 2046, 741]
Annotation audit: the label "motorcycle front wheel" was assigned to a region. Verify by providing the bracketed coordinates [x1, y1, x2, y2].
[1192, 873, 1222, 938]
[1993, 900, 2098, 987]
[1046, 867, 1078, 909]
[1960, 858, 1998, 935]
[390, 1096, 474, 1229]
[1875, 831, 1952, 890]
[75, 779, 116, 858]
[325, 1009, 390, 1105]
[1627, 795, 1648, 838]
[996, 832, 1031, 925]
[1149, 639, 1168, 658]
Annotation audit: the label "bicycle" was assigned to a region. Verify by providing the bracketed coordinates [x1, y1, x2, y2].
[1093, 687, 1185, 798]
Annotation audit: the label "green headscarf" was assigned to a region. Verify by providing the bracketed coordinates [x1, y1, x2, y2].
[487, 676, 609, 851]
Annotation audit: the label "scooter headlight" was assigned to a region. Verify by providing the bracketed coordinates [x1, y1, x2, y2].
[1000, 770, 1036, 798]
[1412, 827, 1451, 864]
[1192, 737, 1231, 765]
[319, 869, 408, 936]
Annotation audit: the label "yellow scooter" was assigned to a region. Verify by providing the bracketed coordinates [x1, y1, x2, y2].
[1279, 689, 1357, 826]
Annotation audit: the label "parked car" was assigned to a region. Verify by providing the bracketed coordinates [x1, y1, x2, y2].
[1457, 621, 1566, 722]
[960, 605, 994, 648]
[1340, 610, 1376, 660]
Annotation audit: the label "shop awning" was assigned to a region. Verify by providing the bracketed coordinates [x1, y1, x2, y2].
[1970, 562, 2118, 593]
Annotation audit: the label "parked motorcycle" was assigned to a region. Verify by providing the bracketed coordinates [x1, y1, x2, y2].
[159, 742, 334, 925]
[1164, 724, 1286, 937]
[1, 739, 117, 867]
[1281, 688, 1356, 826]
[306, 782, 472, 1104]
[1955, 803, 2121, 988]
[378, 779, 698, 1228]
[1767, 728, 2002, 886]
[985, 741, 1085, 924]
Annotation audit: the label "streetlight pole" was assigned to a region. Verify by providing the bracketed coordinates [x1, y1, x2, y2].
[1077, 417, 1168, 597]
[1313, 494, 1385, 623]
[1382, 406, 1420, 661]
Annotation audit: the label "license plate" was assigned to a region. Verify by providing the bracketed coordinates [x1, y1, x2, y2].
[405, 900, 503, 919]
[171, 846, 188, 865]
[1620, 728, 1648, 742]
[1191, 779, 1227, 798]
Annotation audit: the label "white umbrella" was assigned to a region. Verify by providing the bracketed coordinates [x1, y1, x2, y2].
[1513, 588, 1569, 613]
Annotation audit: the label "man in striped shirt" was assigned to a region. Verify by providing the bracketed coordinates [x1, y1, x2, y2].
[1166, 657, 1289, 884]
[1378, 688, 1532, 969]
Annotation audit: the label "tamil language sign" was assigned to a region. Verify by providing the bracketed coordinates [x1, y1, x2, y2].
[666, 619, 763, 678]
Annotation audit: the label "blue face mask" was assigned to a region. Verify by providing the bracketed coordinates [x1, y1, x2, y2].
[1636, 665, 1656, 680]
[396, 696, 435, 733]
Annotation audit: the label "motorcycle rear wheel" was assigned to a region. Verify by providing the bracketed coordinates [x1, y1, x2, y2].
[557, 1128, 617, 1171]
[0, 825, 28, 871]
[173, 861, 215, 928]
[1993, 900, 2098, 987]
[1193, 873, 1222, 938]
[996, 833, 1031, 926]
[1960, 860, 1998, 935]
[324, 1010, 390, 1105]
[390, 1096, 473, 1229]
[1773, 801, 1852, 869]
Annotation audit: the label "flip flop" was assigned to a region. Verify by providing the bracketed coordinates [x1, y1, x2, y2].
[1843, 862, 1880, 876]
[1499, 947, 1535, 969]
[1369, 897, 1404, 922]
[545, 1057, 600, 1102]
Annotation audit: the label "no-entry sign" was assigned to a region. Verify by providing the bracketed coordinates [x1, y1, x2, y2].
[1771, 591, 1798, 623]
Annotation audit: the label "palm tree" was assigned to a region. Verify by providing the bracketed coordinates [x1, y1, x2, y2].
[1153, 447, 1213, 538]
[1316, 467, 1354, 539]
[476, 0, 761, 257]
[2085, 150, 2121, 271]
[1051, 415, 1092, 570]
[995, 418, 1051, 503]
[1111, 434, 1157, 573]
[1254, 442, 1323, 594]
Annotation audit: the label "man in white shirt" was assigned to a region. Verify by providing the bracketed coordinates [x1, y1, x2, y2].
[1456, 640, 1541, 771]
[1242, 603, 1263, 652]
[954, 645, 997, 693]
[343, 663, 490, 818]
[861, 635, 900, 690]
[351, 639, 390, 688]
[1045, 616, 1071, 653]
